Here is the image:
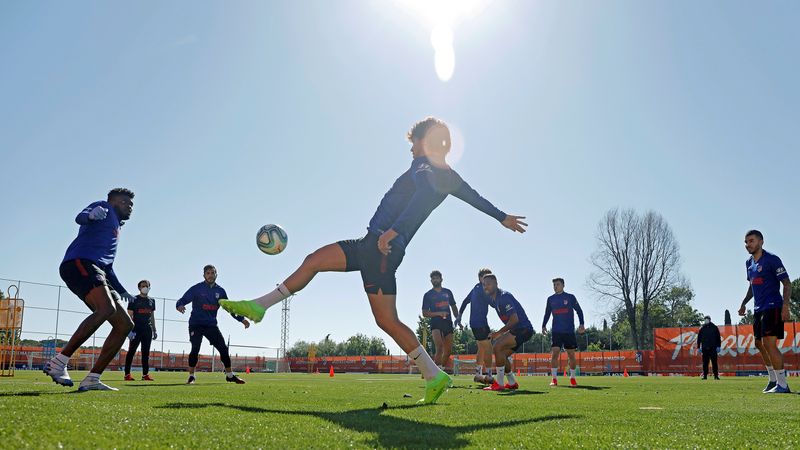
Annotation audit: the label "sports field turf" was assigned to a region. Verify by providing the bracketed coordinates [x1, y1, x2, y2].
[1, 371, 797, 449]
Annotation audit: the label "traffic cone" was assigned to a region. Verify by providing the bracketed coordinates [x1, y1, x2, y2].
[564, 368, 568, 377]
[246, 366, 251, 374]
[329, 365, 334, 377]
[623, 368, 629, 377]
[517, 368, 521, 377]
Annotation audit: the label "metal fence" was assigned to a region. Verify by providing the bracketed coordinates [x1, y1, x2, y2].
[1, 277, 282, 372]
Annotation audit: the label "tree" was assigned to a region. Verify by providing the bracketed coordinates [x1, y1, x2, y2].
[791, 278, 800, 321]
[589, 209, 682, 349]
[415, 316, 433, 354]
[724, 310, 732, 326]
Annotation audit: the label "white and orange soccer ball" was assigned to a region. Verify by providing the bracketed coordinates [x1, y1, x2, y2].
[256, 224, 288, 255]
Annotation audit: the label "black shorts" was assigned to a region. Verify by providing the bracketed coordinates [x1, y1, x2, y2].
[430, 317, 454, 337]
[189, 325, 228, 350]
[472, 326, 490, 341]
[551, 332, 578, 350]
[338, 234, 406, 295]
[59, 259, 112, 302]
[754, 307, 784, 340]
[511, 327, 534, 352]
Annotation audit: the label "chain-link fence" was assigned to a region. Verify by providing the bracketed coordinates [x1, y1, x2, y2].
[1, 277, 282, 373]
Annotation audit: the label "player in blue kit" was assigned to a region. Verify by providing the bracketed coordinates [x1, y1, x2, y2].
[455, 268, 495, 383]
[481, 274, 534, 392]
[421, 270, 459, 371]
[737, 230, 792, 393]
[542, 278, 585, 387]
[221, 117, 527, 403]
[177, 265, 250, 385]
[46, 188, 136, 391]
[124, 279, 157, 381]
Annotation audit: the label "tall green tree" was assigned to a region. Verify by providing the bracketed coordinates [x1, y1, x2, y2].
[790, 278, 799, 321]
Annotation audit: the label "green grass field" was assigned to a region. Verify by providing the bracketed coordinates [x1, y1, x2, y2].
[0, 371, 797, 449]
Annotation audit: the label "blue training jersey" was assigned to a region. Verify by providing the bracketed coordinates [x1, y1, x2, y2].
[747, 251, 789, 312]
[176, 282, 244, 327]
[542, 292, 584, 333]
[489, 289, 532, 331]
[62, 200, 129, 295]
[63, 200, 121, 267]
[457, 283, 491, 328]
[422, 288, 456, 321]
[367, 156, 506, 250]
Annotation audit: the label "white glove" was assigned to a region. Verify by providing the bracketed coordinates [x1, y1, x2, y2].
[88, 205, 108, 221]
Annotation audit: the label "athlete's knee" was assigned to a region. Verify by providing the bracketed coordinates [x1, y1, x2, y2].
[373, 313, 402, 333]
[301, 249, 326, 272]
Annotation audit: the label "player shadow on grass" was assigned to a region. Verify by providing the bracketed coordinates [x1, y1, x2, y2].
[156, 402, 580, 448]
[0, 390, 81, 397]
[496, 389, 546, 396]
[124, 383, 196, 387]
[565, 385, 609, 391]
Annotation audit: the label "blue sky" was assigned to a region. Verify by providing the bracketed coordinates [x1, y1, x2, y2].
[1, 1, 798, 356]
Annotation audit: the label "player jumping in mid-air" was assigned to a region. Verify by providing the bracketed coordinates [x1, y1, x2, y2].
[481, 274, 534, 392]
[421, 270, 459, 371]
[124, 279, 158, 381]
[738, 230, 792, 394]
[221, 117, 527, 403]
[455, 268, 495, 384]
[542, 277, 585, 387]
[176, 265, 250, 385]
[46, 188, 136, 391]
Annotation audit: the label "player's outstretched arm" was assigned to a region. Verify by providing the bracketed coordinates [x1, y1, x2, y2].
[738, 286, 753, 316]
[451, 175, 526, 233]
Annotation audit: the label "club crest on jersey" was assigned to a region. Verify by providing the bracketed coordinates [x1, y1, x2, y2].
[415, 163, 433, 174]
[563, 299, 569, 305]
[757, 265, 763, 273]
[216, 293, 220, 299]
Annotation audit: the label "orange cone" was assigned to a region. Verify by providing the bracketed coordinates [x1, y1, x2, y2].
[517, 368, 521, 377]
[623, 368, 629, 377]
[245, 366, 251, 374]
[564, 368, 568, 377]
[329, 365, 334, 377]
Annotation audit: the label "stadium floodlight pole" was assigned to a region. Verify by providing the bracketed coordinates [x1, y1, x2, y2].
[279, 294, 295, 371]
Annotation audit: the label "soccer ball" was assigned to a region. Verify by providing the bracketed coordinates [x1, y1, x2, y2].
[256, 224, 288, 255]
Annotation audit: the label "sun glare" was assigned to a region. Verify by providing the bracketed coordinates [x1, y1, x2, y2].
[396, 0, 492, 81]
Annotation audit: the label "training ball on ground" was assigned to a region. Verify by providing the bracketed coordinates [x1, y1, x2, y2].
[256, 224, 288, 255]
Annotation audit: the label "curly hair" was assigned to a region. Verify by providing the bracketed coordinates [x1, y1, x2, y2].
[107, 187, 134, 201]
[406, 116, 447, 143]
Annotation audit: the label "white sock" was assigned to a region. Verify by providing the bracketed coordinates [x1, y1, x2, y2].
[83, 372, 101, 383]
[253, 284, 292, 309]
[766, 366, 777, 382]
[54, 353, 70, 366]
[495, 366, 505, 386]
[506, 371, 517, 384]
[409, 346, 439, 381]
[551, 368, 558, 378]
[570, 368, 576, 379]
[776, 369, 788, 388]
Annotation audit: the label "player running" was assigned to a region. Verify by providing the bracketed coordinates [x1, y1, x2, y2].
[455, 268, 495, 384]
[421, 270, 459, 371]
[221, 117, 527, 404]
[46, 188, 136, 391]
[124, 279, 158, 381]
[481, 274, 534, 391]
[542, 277, 585, 387]
[738, 230, 792, 394]
[176, 265, 250, 385]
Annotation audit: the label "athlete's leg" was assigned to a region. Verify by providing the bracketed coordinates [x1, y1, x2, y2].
[479, 340, 493, 373]
[283, 243, 348, 292]
[140, 333, 152, 376]
[441, 332, 454, 369]
[124, 334, 142, 375]
[431, 329, 444, 366]
[551, 346, 561, 378]
[566, 348, 577, 371]
[491, 334, 516, 386]
[61, 286, 125, 357]
[206, 326, 233, 372]
[188, 327, 204, 376]
[754, 339, 773, 367]
[89, 306, 134, 374]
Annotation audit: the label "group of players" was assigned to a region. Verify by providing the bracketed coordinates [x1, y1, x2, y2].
[44, 117, 792, 400]
[421, 269, 584, 391]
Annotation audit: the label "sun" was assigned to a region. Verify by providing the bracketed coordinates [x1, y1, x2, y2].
[395, 0, 493, 81]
